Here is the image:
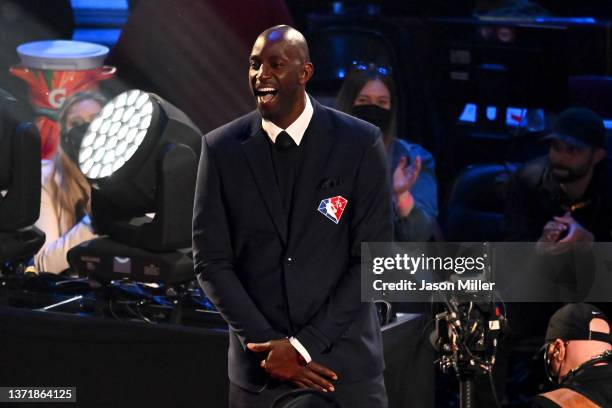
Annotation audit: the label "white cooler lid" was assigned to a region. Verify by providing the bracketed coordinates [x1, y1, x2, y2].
[17, 40, 109, 70]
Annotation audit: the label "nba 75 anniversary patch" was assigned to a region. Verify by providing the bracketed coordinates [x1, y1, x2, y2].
[318, 196, 347, 224]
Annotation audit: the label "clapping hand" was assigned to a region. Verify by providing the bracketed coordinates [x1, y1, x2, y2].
[393, 155, 421, 195]
[393, 156, 421, 217]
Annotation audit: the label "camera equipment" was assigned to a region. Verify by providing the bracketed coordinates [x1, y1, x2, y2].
[430, 243, 506, 408]
[433, 296, 505, 408]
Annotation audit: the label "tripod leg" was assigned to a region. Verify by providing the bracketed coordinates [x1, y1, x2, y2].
[459, 372, 475, 408]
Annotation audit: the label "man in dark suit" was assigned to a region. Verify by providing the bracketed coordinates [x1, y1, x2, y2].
[192, 25, 392, 407]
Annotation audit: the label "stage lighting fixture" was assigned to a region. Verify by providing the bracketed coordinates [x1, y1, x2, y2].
[67, 90, 202, 284]
[82, 89, 201, 250]
[0, 89, 45, 265]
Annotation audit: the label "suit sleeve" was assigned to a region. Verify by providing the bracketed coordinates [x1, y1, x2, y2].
[295, 132, 393, 353]
[192, 136, 283, 348]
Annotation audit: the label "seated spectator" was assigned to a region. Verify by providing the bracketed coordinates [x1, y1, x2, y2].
[532, 303, 612, 407]
[336, 62, 438, 241]
[505, 107, 611, 247]
[33, 92, 107, 273]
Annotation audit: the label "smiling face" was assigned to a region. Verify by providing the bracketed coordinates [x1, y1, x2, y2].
[249, 28, 313, 129]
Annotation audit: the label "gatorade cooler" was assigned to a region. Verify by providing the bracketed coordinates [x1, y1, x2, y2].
[10, 40, 116, 159]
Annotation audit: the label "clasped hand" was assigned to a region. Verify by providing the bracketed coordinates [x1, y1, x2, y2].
[247, 339, 337, 392]
[536, 212, 594, 254]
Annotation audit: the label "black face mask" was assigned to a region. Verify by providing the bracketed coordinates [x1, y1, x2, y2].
[61, 123, 89, 165]
[351, 104, 392, 135]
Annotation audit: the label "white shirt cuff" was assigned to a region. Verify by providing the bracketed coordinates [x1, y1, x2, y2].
[289, 336, 312, 364]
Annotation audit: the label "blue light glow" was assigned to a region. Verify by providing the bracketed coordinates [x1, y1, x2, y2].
[71, 0, 128, 9]
[486, 106, 497, 121]
[535, 17, 596, 24]
[71, 0, 128, 46]
[459, 103, 477, 123]
[336, 69, 346, 79]
[506, 107, 526, 127]
[332, 2, 343, 14]
[480, 63, 508, 72]
[72, 29, 122, 46]
[604, 119, 612, 130]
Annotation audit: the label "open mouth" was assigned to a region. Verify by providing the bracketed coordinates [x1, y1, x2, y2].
[255, 87, 278, 104]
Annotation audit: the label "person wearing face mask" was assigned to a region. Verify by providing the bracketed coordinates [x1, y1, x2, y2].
[532, 303, 612, 407]
[33, 91, 107, 274]
[500, 108, 611, 406]
[336, 63, 438, 242]
[505, 107, 611, 247]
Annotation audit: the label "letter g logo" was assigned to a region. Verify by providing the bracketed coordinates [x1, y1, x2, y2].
[49, 88, 66, 108]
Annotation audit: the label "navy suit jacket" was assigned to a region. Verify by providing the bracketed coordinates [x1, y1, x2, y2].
[192, 97, 393, 392]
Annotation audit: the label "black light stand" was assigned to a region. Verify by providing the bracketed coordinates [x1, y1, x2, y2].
[67, 141, 198, 285]
[0, 90, 45, 274]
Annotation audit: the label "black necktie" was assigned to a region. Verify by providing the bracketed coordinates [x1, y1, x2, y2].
[275, 131, 296, 151]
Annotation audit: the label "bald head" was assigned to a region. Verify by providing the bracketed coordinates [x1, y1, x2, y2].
[256, 25, 310, 63]
[248, 24, 314, 129]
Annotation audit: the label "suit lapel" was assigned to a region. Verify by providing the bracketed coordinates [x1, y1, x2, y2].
[290, 98, 336, 237]
[241, 115, 288, 245]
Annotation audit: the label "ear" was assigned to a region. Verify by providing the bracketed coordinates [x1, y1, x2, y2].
[593, 147, 606, 164]
[553, 339, 566, 361]
[299, 62, 314, 85]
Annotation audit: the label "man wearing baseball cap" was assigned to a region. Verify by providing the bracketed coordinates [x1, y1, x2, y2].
[532, 303, 612, 407]
[506, 107, 611, 247]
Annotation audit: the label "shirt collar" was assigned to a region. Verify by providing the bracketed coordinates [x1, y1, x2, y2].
[261, 94, 313, 146]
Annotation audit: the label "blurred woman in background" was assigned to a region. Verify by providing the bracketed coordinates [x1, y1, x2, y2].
[34, 91, 107, 273]
[336, 62, 438, 241]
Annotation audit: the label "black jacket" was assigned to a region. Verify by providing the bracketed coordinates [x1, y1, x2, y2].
[532, 363, 612, 407]
[192, 97, 392, 391]
[505, 156, 612, 242]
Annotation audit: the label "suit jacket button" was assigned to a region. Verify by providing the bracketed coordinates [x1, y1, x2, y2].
[286, 257, 293, 266]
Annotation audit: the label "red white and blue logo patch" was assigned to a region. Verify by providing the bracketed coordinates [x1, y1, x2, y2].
[318, 196, 348, 224]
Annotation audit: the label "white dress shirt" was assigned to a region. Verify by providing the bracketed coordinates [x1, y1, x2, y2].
[261, 93, 313, 146]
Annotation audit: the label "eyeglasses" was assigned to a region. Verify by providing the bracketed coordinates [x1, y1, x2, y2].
[351, 61, 391, 76]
